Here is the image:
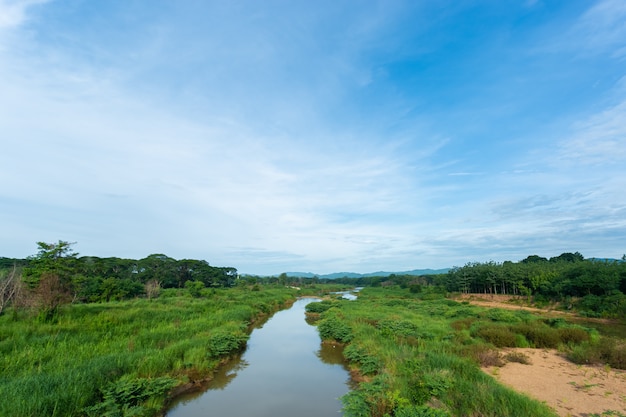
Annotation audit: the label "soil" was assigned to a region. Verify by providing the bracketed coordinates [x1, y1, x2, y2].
[484, 348, 626, 417]
[457, 294, 626, 416]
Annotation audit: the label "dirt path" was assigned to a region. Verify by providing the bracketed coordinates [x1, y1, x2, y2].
[457, 294, 626, 416]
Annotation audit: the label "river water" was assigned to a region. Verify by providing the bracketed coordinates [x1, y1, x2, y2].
[166, 297, 352, 417]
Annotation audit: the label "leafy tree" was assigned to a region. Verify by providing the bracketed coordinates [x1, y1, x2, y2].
[23, 241, 78, 320]
[550, 252, 584, 263]
[520, 255, 548, 264]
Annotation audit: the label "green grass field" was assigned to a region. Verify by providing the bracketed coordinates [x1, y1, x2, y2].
[312, 286, 625, 417]
[0, 286, 297, 417]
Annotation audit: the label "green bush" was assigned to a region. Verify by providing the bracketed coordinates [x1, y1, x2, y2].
[377, 319, 419, 338]
[473, 325, 517, 347]
[344, 344, 381, 375]
[512, 323, 560, 348]
[568, 337, 626, 369]
[318, 316, 353, 343]
[558, 327, 590, 344]
[83, 375, 176, 417]
[305, 300, 336, 314]
[206, 331, 248, 358]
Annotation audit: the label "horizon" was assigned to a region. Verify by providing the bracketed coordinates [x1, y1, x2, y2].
[2, 1, 625, 275]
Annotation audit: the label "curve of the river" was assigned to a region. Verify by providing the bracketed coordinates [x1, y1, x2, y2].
[166, 297, 352, 417]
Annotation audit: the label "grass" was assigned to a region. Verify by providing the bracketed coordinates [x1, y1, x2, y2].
[313, 286, 607, 417]
[0, 286, 297, 417]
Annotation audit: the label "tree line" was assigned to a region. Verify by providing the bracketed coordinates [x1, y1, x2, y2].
[440, 252, 626, 317]
[0, 241, 238, 319]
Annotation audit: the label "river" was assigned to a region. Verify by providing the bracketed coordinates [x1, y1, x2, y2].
[166, 297, 353, 417]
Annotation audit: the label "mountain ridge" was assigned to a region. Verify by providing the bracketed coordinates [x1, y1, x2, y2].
[281, 268, 450, 279]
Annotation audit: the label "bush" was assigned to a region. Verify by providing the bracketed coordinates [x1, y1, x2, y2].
[504, 351, 531, 365]
[305, 300, 336, 314]
[344, 344, 381, 375]
[512, 323, 560, 348]
[568, 337, 626, 369]
[473, 325, 517, 348]
[206, 331, 247, 358]
[558, 327, 590, 344]
[318, 316, 353, 343]
[83, 376, 177, 417]
[462, 344, 504, 367]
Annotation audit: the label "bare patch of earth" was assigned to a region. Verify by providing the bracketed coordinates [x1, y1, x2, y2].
[484, 348, 626, 417]
[456, 294, 626, 416]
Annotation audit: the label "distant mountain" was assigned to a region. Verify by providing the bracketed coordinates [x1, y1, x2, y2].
[283, 268, 450, 279]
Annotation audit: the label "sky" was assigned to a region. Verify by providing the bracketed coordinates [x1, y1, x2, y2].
[1, 0, 625, 275]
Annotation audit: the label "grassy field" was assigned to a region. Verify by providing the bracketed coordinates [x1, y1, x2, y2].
[0, 286, 297, 417]
[311, 286, 626, 417]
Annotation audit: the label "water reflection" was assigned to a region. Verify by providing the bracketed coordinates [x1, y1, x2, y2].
[316, 342, 346, 366]
[166, 298, 352, 417]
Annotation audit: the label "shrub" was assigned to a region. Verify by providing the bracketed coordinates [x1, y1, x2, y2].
[512, 323, 560, 348]
[568, 337, 626, 369]
[558, 327, 590, 344]
[462, 344, 504, 367]
[305, 300, 336, 314]
[450, 318, 475, 331]
[318, 316, 353, 343]
[504, 351, 531, 365]
[344, 344, 381, 375]
[83, 375, 177, 417]
[485, 308, 522, 323]
[473, 325, 517, 347]
[206, 331, 248, 358]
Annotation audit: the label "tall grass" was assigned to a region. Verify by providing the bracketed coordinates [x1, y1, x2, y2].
[0, 286, 296, 417]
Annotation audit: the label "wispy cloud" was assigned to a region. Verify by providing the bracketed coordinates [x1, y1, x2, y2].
[0, 0, 47, 30]
[1, 1, 625, 274]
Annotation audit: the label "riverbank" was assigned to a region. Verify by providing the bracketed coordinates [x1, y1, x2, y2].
[0, 286, 298, 417]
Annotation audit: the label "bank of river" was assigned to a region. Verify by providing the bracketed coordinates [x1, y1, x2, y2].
[166, 297, 352, 417]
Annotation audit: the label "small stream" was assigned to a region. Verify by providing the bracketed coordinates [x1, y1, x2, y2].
[166, 297, 353, 417]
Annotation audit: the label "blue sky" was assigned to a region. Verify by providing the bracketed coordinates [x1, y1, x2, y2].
[1, 0, 625, 275]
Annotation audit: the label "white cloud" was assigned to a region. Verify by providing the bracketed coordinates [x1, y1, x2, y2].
[0, 0, 47, 29]
[559, 97, 626, 165]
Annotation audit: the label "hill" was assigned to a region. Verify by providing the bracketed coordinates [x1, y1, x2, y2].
[282, 268, 450, 279]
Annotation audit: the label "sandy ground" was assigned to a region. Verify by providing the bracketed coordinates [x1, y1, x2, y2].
[483, 348, 626, 417]
[456, 294, 626, 416]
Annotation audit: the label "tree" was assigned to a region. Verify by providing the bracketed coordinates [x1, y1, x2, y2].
[550, 252, 584, 263]
[520, 255, 548, 264]
[145, 279, 161, 300]
[23, 241, 78, 320]
[0, 265, 22, 315]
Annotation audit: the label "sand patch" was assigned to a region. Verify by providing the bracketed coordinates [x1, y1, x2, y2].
[483, 348, 626, 417]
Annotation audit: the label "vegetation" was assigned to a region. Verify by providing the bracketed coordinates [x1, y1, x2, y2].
[310, 286, 626, 417]
[0, 286, 297, 417]
[441, 253, 626, 318]
[2, 243, 626, 417]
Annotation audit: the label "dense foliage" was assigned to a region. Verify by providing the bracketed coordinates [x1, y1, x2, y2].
[440, 253, 626, 317]
[0, 241, 239, 319]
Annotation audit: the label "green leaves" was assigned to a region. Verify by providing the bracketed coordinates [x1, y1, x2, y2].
[318, 314, 353, 343]
[83, 376, 177, 417]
